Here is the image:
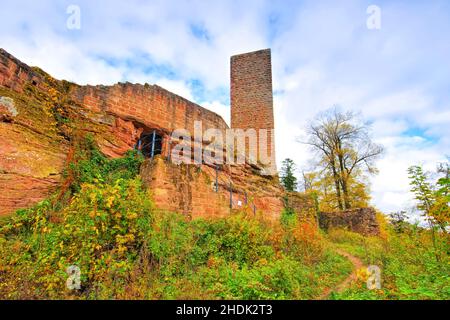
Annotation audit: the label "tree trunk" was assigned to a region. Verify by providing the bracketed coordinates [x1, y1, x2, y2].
[336, 139, 350, 210]
[331, 159, 343, 210]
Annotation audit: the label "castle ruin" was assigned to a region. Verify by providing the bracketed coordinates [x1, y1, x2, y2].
[0, 48, 314, 220]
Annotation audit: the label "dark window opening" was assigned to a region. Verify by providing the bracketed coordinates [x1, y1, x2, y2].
[137, 131, 163, 158]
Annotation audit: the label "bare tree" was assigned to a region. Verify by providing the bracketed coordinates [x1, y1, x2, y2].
[301, 171, 315, 192]
[300, 107, 383, 210]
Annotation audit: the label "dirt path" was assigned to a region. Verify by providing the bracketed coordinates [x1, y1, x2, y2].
[317, 248, 365, 300]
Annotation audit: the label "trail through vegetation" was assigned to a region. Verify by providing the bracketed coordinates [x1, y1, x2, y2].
[318, 248, 365, 300]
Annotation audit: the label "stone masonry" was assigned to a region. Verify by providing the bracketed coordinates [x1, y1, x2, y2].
[319, 208, 380, 236]
[231, 49, 276, 174]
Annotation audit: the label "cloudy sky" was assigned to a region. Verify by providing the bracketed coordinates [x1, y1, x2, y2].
[1, 0, 449, 220]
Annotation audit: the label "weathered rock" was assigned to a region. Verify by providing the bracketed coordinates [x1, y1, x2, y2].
[0, 122, 67, 214]
[319, 207, 380, 235]
[0, 96, 18, 123]
[0, 96, 17, 115]
[0, 174, 60, 215]
[140, 157, 316, 221]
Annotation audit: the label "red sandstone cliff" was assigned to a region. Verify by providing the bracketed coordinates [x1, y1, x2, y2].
[0, 49, 227, 215]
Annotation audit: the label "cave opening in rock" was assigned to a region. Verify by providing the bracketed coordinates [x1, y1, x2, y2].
[137, 130, 163, 158]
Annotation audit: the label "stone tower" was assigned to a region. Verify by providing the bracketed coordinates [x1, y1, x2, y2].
[230, 49, 276, 175]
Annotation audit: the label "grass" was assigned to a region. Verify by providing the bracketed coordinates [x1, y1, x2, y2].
[0, 137, 351, 300]
[0, 137, 448, 300]
[326, 228, 450, 300]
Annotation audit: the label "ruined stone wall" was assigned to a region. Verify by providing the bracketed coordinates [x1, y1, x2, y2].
[319, 207, 380, 235]
[140, 157, 231, 219]
[0, 49, 46, 93]
[0, 49, 229, 138]
[230, 49, 275, 173]
[140, 157, 287, 221]
[70, 83, 228, 139]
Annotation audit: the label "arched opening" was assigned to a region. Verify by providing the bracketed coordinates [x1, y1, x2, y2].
[137, 130, 163, 158]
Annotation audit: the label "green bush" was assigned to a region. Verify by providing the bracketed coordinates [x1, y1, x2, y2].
[67, 134, 144, 193]
[0, 178, 154, 299]
[190, 215, 275, 267]
[328, 227, 450, 300]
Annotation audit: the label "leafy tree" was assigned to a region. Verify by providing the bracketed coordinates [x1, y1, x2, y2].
[280, 158, 298, 192]
[434, 162, 450, 227]
[408, 163, 449, 232]
[301, 107, 383, 210]
[408, 162, 449, 262]
[388, 211, 409, 233]
[300, 171, 316, 192]
[303, 168, 371, 212]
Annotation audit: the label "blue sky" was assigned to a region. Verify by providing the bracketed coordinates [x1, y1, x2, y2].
[1, 0, 449, 219]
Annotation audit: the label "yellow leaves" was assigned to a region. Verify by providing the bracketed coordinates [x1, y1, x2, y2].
[256, 258, 268, 266]
[375, 212, 389, 241]
[48, 88, 58, 95]
[92, 226, 99, 235]
[106, 196, 115, 209]
[127, 211, 138, 220]
[356, 267, 370, 282]
[429, 197, 450, 226]
[89, 192, 97, 203]
[57, 260, 65, 270]
[116, 234, 135, 245]
[114, 233, 136, 255]
[46, 283, 55, 291]
[117, 245, 127, 255]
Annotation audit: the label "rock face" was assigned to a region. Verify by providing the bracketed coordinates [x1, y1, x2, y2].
[140, 157, 313, 221]
[0, 120, 67, 214]
[319, 207, 380, 235]
[0, 50, 69, 214]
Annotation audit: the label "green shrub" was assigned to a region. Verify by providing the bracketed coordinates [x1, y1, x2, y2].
[0, 178, 154, 299]
[67, 134, 144, 193]
[328, 227, 450, 300]
[190, 215, 275, 267]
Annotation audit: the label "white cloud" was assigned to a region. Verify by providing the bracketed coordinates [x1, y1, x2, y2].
[155, 79, 195, 102]
[201, 101, 230, 126]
